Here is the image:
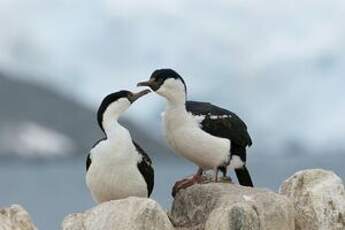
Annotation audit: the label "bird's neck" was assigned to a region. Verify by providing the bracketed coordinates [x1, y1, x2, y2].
[102, 116, 125, 138]
[164, 97, 190, 126]
[164, 90, 187, 109]
[165, 97, 187, 114]
[165, 101, 185, 111]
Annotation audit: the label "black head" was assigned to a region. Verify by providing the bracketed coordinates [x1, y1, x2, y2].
[97, 89, 150, 131]
[137, 68, 187, 92]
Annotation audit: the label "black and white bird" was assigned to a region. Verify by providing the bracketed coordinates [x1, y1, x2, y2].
[86, 90, 154, 203]
[137, 69, 253, 195]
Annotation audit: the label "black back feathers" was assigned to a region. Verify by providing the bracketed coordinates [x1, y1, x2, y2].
[186, 101, 252, 148]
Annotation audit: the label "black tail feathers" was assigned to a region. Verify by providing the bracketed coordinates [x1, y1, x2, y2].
[235, 165, 254, 187]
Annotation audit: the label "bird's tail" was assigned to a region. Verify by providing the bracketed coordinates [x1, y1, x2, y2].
[235, 165, 254, 187]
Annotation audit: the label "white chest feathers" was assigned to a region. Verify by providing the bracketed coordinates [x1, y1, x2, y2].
[86, 126, 147, 203]
[162, 107, 230, 170]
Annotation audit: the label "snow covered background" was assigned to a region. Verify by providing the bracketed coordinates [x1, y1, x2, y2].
[0, 0, 344, 229]
[1, 0, 345, 155]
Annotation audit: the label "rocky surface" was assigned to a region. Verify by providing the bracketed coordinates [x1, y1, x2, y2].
[280, 169, 345, 230]
[0, 205, 37, 230]
[169, 180, 295, 230]
[59, 169, 344, 230]
[204, 202, 261, 230]
[61, 197, 174, 230]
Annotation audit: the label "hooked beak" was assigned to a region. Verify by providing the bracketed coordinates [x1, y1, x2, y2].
[129, 89, 151, 103]
[137, 79, 159, 91]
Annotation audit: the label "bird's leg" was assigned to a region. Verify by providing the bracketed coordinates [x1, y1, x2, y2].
[217, 166, 233, 183]
[176, 168, 203, 185]
[172, 168, 204, 197]
[222, 168, 227, 177]
[214, 168, 219, 182]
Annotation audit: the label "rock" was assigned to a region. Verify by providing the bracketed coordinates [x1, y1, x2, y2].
[62, 197, 174, 230]
[205, 202, 260, 230]
[172, 174, 232, 198]
[280, 169, 345, 230]
[0, 205, 37, 230]
[169, 181, 295, 230]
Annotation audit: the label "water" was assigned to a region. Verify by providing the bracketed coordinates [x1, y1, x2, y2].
[0, 156, 191, 229]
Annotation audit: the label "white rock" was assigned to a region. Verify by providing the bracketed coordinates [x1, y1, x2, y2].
[280, 169, 345, 230]
[0, 205, 37, 230]
[62, 197, 174, 230]
[205, 202, 260, 230]
[170, 181, 295, 230]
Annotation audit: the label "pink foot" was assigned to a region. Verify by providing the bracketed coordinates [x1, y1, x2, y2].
[172, 175, 203, 197]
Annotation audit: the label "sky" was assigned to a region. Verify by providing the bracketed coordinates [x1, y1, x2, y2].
[0, 0, 344, 155]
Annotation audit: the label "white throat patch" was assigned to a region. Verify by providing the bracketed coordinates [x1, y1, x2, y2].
[102, 98, 131, 132]
[156, 78, 186, 105]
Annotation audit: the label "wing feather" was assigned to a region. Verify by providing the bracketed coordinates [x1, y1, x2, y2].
[186, 101, 252, 147]
[133, 141, 154, 197]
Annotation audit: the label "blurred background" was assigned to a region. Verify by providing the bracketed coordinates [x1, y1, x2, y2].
[0, 0, 344, 229]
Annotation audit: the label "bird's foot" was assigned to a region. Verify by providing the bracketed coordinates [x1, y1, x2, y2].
[172, 175, 204, 197]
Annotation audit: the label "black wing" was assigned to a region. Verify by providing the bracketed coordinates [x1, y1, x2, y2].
[86, 154, 92, 171]
[186, 101, 252, 147]
[133, 141, 154, 197]
[86, 137, 107, 172]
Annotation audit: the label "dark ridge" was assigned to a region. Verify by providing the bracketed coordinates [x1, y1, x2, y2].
[0, 71, 167, 159]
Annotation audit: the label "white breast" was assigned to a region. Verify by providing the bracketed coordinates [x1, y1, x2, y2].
[163, 107, 230, 170]
[86, 127, 147, 203]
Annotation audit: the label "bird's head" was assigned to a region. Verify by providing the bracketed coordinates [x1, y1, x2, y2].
[137, 69, 187, 105]
[97, 89, 150, 132]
